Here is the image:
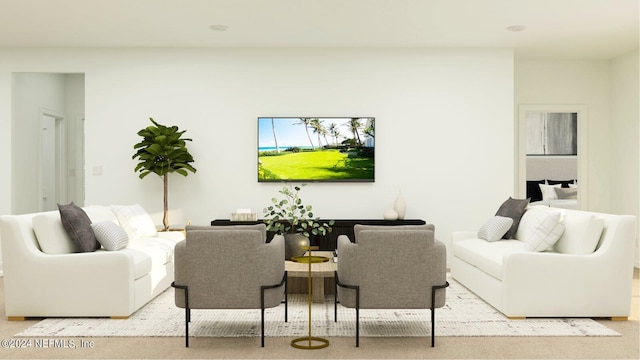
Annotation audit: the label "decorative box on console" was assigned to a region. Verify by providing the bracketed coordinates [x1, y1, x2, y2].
[230, 209, 258, 222]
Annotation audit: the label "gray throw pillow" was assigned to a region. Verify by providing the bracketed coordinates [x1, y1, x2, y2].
[494, 197, 530, 239]
[58, 202, 100, 252]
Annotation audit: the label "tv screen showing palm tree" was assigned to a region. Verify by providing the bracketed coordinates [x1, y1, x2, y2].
[258, 117, 375, 182]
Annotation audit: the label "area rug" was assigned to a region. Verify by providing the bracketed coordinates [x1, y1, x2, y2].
[15, 280, 619, 338]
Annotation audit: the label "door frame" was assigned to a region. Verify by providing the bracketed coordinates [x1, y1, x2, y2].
[39, 108, 66, 211]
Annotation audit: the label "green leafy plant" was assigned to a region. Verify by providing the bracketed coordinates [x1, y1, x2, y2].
[132, 117, 197, 231]
[263, 184, 334, 237]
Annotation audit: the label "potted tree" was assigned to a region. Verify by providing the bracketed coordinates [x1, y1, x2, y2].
[263, 184, 334, 259]
[133, 117, 197, 231]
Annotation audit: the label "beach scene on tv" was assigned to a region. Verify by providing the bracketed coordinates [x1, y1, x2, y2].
[258, 117, 375, 182]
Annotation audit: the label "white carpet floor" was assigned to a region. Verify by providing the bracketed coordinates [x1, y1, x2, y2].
[16, 280, 620, 338]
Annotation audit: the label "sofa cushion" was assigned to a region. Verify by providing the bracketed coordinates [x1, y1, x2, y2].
[83, 205, 119, 223]
[111, 204, 158, 239]
[494, 197, 530, 239]
[58, 202, 100, 252]
[127, 237, 175, 267]
[554, 212, 604, 254]
[518, 208, 565, 252]
[453, 238, 525, 280]
[91, 221, 129, 251]
[119, 248, 153, 280]
[32, 212, 80, 254]
[477, 216, 513, 242]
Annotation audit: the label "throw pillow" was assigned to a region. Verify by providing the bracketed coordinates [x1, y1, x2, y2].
[91, 221, 129, 251]
[477, 216, 513, 242]
[547, 179, 575, 188]
[111, 204, 158, 240]
[539, 183, 562, 200]
[519, 208, 565, 252]
[554, 212, 604, 254]
[554, 187, 578, 200]
[32, 212, 80, 254]
[58, 202, 100, 252]
[494, 197, 530, 239]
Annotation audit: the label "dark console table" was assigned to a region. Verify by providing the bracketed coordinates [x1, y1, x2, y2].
[210, 219, 427, 250]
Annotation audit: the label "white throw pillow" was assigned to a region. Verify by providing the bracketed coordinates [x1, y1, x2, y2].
[517, 207, 565, 252]
[539, 183, 562, 200]
[91, 221, 129, 251]
[111, 204, 157, 240]
[477, 216, 513, 242]
[554, 212, 604, 254]
[32, 212, 79, 254]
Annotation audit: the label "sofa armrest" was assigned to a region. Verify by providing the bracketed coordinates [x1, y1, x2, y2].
[501, 251, 633, 316]
[3, 250, 135, 317]
[336, 235, 357, 281]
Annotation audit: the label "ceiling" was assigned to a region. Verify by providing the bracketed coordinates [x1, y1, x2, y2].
[0, 0, 637, 59]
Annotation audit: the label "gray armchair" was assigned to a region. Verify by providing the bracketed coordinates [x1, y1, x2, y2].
[172, 224, 287, 347]
[335, 224, 448, 347]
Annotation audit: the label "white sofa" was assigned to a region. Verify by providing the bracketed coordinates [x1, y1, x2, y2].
[0, 205, 184, 319]
[451, 206, 637, 319]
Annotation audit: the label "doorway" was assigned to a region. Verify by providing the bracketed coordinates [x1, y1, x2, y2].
[11, 73, 85, 214]
[517, 105, 588, 209]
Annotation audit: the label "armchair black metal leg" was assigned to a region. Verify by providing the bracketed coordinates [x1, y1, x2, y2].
[185, 307, 190, 348]
[172, 282, 190, 348]
[284, 272, 288, 323]
[335, 272, 360, 347]
[261, 307, 265, 348]
[430, 281, 450, 348]
[334, 271, 338, 322]
[355, 288, 360, 347]
[261, 272, 288, 348]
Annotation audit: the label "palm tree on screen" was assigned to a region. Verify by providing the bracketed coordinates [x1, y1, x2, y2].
[346, 118, 363, 146]
[296, 118, 315, 149]
[270, 118, 280, 153]
[328, 123, 340, 145]
[310, 118, 325, 147]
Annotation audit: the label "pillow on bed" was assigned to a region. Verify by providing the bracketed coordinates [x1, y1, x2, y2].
[539, 183, 562, 200]
[555, 187, 578, 200]
[526, 180, 545, 202]
[548, 179, 575, 188]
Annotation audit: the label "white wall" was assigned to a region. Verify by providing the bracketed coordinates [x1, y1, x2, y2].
[515, 60, 612, 212]
[0, 47, 515, 259]
[609, 50, 639, 267]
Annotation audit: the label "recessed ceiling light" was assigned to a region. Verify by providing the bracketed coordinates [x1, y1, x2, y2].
[507, 25, 526, 32]
[209, 25, 229, 32]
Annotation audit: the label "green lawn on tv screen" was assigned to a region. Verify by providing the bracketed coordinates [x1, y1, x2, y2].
[258, 149, 373, 181]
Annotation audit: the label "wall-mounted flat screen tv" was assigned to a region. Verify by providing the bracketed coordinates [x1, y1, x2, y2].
[258, 117, 375, 182]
